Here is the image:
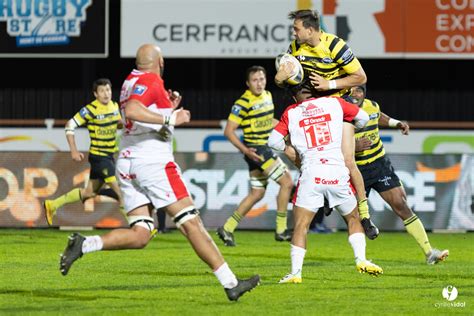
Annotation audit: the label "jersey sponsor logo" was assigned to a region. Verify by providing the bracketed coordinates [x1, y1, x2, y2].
[302, 103, 325, 117]
[299, 114, 331, 127]
[231, 105, 242, 116]
[378, 175, 392, 186]
[132, 85, 147, 96]
[322, 57, 333, 64]
[79, 107, 90, 118]
[253, 118, 272, 129]
[315, 177, 339, 185]
[341, 49, 354, 63]
[369, 113, 379, 120]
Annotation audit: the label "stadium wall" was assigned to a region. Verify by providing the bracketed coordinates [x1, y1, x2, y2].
[1, 152, 472, 231]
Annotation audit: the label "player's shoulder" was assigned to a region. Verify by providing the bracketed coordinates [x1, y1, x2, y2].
[320, 32, 346, 51]
[364, 98, 380, 109]
[234, 90, 253, 107]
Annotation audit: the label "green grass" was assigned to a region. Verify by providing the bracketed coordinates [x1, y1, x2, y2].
[0, 229, 472, 315]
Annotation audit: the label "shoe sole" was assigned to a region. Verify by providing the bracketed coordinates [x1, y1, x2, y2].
[357, 266, 383, 276]
[279, 278, 302, 284]
[428, 250, 449, 264]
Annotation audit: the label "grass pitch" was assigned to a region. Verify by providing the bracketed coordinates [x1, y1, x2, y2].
[0, 229, 472, 315]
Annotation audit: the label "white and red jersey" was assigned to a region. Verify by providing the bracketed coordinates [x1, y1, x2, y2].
[119, 69, 174, 160]
[270, 97, 365, 169]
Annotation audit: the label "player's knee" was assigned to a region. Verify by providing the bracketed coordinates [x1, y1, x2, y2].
[128, 215, 155, 248]
[132, 228, 151, 249]
[279, 173, 293, 191]
[81, 188, 95, 200]
[172, 206, 200, 230]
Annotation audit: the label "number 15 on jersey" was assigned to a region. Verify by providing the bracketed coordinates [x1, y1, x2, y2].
[299, 115, 333, 149]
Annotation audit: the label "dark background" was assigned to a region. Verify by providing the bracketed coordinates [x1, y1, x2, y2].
[1, 2, 473, 122]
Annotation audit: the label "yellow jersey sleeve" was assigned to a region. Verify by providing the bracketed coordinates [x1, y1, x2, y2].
[228, 98, 249, 125]
[330, 37, 361, 74]
[72, 104, 95, 127]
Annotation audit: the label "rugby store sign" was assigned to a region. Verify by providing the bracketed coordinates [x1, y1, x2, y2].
[121, 0, 474, 58]
[0, 0, 108, 57]
[0, 152, 473, 231]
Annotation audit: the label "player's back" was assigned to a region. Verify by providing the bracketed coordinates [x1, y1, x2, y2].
[286, 97, 346, 169]
[119, 69, 174, 160]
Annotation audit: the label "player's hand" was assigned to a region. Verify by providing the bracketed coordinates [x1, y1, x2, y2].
[173, 108, 191, 126]
[244, 147, 263, 162]
[168, 89, 182, 109]
[275, 62, 295, 83]
[355, 136, 372, 152]
[71, 151, 84, 162]
[398, 121, 410, 135]
[309, 72, 330, 91]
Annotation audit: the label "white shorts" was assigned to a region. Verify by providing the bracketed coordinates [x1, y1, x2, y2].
[116, 157, 190, 213]
[293, 165, 356, 216]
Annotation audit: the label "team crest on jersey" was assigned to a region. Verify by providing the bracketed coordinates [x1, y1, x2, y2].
[132, 85, 147, 96]
[231, 105, 242, 116]
[79, 107, 90, 118]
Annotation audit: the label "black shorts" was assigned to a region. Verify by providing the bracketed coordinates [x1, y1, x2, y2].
[244, 145, 278, 172]
[88, 153, 117, 183]
[357, 156, 401, 196]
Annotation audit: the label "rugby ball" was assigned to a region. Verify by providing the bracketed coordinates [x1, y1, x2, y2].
[275, 53, 304, 85]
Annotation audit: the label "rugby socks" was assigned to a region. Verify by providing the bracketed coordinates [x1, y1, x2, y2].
[348, 232, 366, 263]
[276, 211, 288, 234]
[404, 215, 432, 255]
[358, 198, 370, 220]
[52, 188, 81, 209]
[223, 211, 243, 233]
[213, 262, 238, 289]
[290, 244, 306, 275]
[82, 236, 103, 254]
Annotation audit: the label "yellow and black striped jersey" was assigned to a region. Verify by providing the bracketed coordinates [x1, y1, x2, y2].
[355, 98, 385, 165]
[287, 32, 362, 97]
[72, 99, 121, 157]
[228, 90, 274, 145]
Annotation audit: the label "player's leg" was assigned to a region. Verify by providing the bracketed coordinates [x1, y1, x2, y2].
[59, 203, 155, 276]
[342, 122, 379, 239]
[263, 157, 293, 241]
[379, 185, 449, 264]
[279, 168, 321, 284]
[278, 205, 314, 284]
[106, 180, 125, 215]
[218, 169, 266, 246]
[336, 198, 383, 276]
[43, 176, 102, 226]
[166, 195, 259, 300]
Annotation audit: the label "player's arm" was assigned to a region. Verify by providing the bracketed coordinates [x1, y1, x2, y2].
[310, 66, 366, 91]
[268, 109, 290, 152]
[379, 112, 409, 135]
[310, 39, 367, 91]
[275, 62, 295, 87]
[224, 120, 262, 162]
[124, 99, 190, 126]
[65, 112, 86, 162]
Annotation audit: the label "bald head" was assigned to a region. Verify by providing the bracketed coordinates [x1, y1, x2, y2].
[136, 44, 163, 72]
